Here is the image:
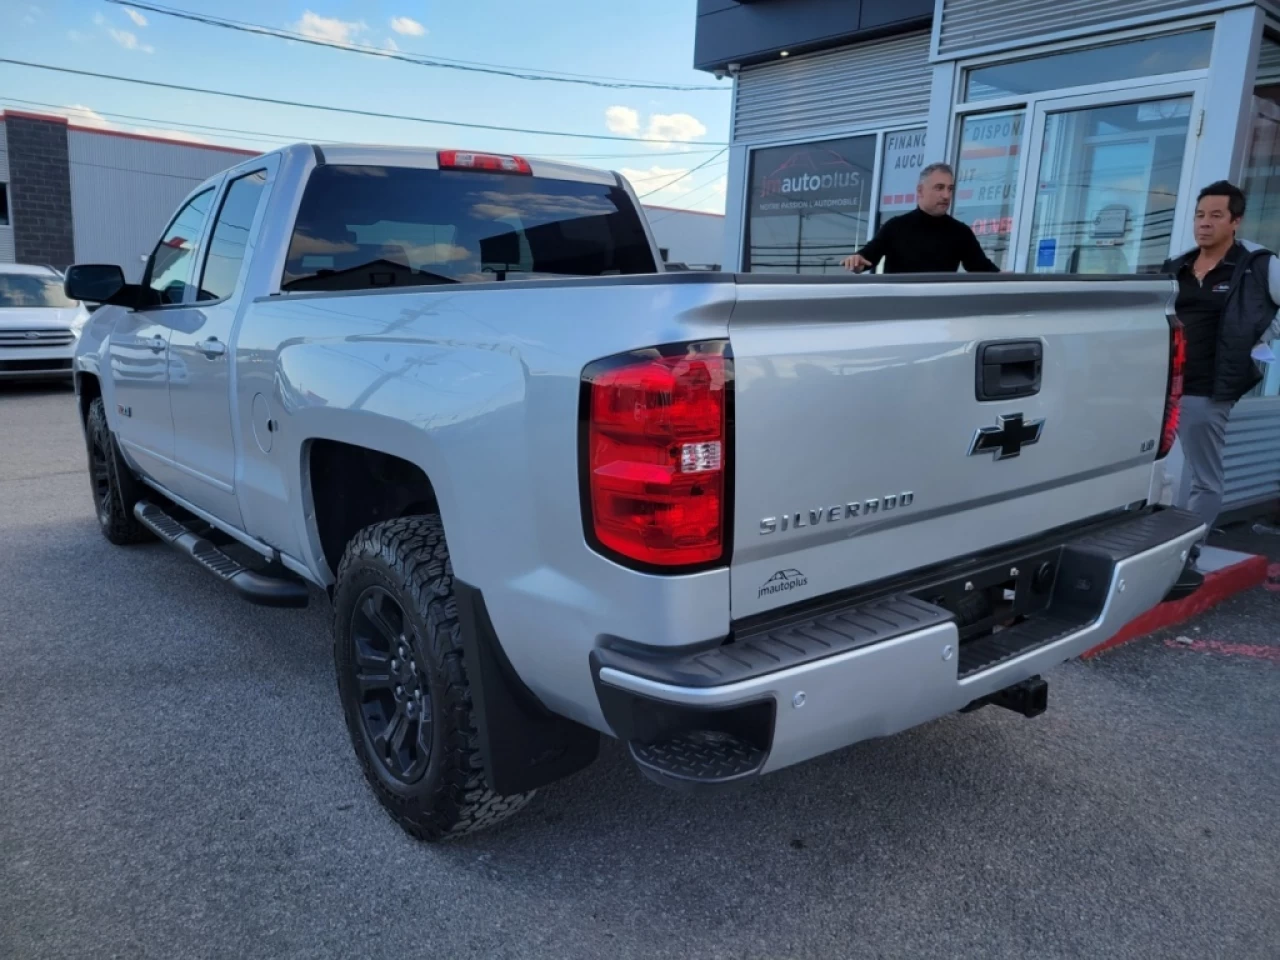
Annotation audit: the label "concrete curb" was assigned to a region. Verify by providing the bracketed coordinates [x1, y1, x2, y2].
[1082, 554, 1270, 659]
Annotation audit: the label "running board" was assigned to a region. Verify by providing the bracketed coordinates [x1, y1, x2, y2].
[133, 501, 310, 608]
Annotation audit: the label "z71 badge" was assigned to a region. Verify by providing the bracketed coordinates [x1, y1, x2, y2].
[759, 492, 915, 536]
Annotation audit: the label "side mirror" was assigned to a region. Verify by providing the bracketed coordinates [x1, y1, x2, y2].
[65, 264, 126, 304]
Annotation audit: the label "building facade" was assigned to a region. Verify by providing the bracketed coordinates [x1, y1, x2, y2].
[699, 0, 1280, 513]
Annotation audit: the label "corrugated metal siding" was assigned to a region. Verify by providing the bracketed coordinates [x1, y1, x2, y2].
[1257, 37, 1280, 83]
[0, 228, 14, 263]
[68, 130, 257, 281]
[1223, 399, 1280, 509]
[733, 31, 932, 143]
[936, 0, 1234, 59]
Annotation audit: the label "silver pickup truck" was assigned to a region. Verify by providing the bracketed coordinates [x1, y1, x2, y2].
[67, 143, 1203, 841]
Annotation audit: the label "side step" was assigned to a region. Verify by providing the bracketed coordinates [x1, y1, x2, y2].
[133, 501, 309, 608]
[629, 731, 766, 793]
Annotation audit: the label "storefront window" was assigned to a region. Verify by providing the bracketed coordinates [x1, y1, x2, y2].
[876, 128, 927, 233]
[1241, 40, 1280, 398]
[1024, 98, 1193, 275]
[952, 112, 1024, 270]
[744, 135, 876, 274]
[964, 29, 1213, 102]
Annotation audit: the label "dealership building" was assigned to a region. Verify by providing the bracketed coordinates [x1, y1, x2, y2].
[696, 0, 1280, 513]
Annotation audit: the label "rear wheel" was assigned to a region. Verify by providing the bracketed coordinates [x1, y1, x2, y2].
[333, 515, 535, 841]
[84, 397, 152, 545]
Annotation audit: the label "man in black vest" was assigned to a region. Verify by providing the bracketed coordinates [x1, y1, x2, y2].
[1162, 181, 1280, 587]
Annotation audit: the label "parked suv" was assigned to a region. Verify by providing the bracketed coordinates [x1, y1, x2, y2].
[0, 263, 89, 381]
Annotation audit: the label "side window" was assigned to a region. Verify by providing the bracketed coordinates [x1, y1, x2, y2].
[198, 170, 268, 301]
[146, 188, 214, 305]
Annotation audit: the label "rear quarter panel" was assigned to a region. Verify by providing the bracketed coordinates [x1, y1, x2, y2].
[237, 276, 735, 727]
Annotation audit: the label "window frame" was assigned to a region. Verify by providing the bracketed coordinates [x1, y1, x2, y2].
[195, 165, 274, 306]
[946, 19, 1217, 275]
[140, 183, 220, 310]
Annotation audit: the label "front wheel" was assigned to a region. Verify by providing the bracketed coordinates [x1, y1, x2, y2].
[84, 397, 152, 545]
[332, 515, 535, 841]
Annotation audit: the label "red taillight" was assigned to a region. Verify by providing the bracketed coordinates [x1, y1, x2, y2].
[438, 150, 532, 175]
[1158, 317, 1185, 458]
[583, 345, 730, 569]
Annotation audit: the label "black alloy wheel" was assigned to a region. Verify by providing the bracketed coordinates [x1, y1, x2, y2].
[348, 586, 434, 784]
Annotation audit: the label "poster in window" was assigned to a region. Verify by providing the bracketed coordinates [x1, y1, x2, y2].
[952, 112, 1025, 268]
[878, 129, 928, 230]
[749, 137, 874, 219]
[745, 136, 875, 274]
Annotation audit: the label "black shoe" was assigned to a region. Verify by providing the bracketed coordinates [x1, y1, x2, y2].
[1163, 560, 1204, 603]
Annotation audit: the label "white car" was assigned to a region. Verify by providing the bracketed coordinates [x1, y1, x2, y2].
[0, 263, 91, 381]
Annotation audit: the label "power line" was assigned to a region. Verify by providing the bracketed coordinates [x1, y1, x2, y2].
[0, 59, 730, 145]
[0, 96, 724, 159]
[106, 0, 727, 93]
[636, 149, 728, 198]
[648, 169, 731, 220]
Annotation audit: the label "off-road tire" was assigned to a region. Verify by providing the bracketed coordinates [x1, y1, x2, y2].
[85, 396, 153, 546]
[333, 515, 535, 841]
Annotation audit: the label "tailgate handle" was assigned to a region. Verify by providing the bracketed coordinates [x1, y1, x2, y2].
[977, 340, 1042, 401]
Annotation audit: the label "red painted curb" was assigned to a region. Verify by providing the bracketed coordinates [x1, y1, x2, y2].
[1082, 554, 1269, 658]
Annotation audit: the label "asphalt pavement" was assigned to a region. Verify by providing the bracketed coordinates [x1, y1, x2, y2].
[1, 382, 1277, 960]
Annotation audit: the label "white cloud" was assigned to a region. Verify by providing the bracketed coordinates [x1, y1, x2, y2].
[383, 37, 400, 51]
[93, 12, 104, 25]
[605, 106, 641, 137]
[291, 11, 368, 45]
[106, 27, 155, 53]
[619, 165, 696, 196]
[606, 106, 708, 150]
[643, 112, 708, 150]
[123, 7, 147, 27]
[390, 16, 426, 36]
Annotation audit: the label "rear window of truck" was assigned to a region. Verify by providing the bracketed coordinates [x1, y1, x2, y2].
[280, 164, 657, 292]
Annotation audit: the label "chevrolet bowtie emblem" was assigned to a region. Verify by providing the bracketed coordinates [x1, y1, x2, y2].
[968, 413, 1044, 461]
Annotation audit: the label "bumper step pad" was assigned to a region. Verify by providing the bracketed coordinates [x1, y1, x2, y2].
[629, 731, 766, 792]
[134, 501, 309, 608]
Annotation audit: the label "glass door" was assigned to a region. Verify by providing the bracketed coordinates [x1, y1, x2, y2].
[1012, 82, 1204, 274]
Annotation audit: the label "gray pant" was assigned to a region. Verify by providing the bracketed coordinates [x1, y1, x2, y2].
[1175, 395, 1234, 550]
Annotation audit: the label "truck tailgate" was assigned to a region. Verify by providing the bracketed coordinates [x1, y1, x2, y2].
[728, 276, 1174, 619]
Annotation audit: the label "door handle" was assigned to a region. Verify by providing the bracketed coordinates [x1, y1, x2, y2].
[976, 339, 1043, 401]
[197, 337, 227, 358]
[142, 335, 166, 353]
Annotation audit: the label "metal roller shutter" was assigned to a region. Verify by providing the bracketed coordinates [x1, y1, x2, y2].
[1223, 399, 1280, 509]
[936, 0, 1230, 60]
[733, 32, 932, 144]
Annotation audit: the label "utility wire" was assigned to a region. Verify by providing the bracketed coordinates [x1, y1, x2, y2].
[0, 96, 724, 159]
[636, 149, 728, 198]
[0, 60, 729, 145]
[105, 0, 727, 92]
[648, 169, 730, 220]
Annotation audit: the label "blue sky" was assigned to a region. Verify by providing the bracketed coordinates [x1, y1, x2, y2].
[1, 0, 731, 211]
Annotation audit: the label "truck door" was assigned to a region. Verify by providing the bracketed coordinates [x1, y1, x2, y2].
[167, 161, 275, 527]
[108, 186, 216, 493]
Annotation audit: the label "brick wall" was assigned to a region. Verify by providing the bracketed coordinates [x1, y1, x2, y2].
[6, 115, 75, 268]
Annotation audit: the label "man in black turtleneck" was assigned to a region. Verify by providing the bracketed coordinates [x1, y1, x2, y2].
[842, 163, 1000, 275]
